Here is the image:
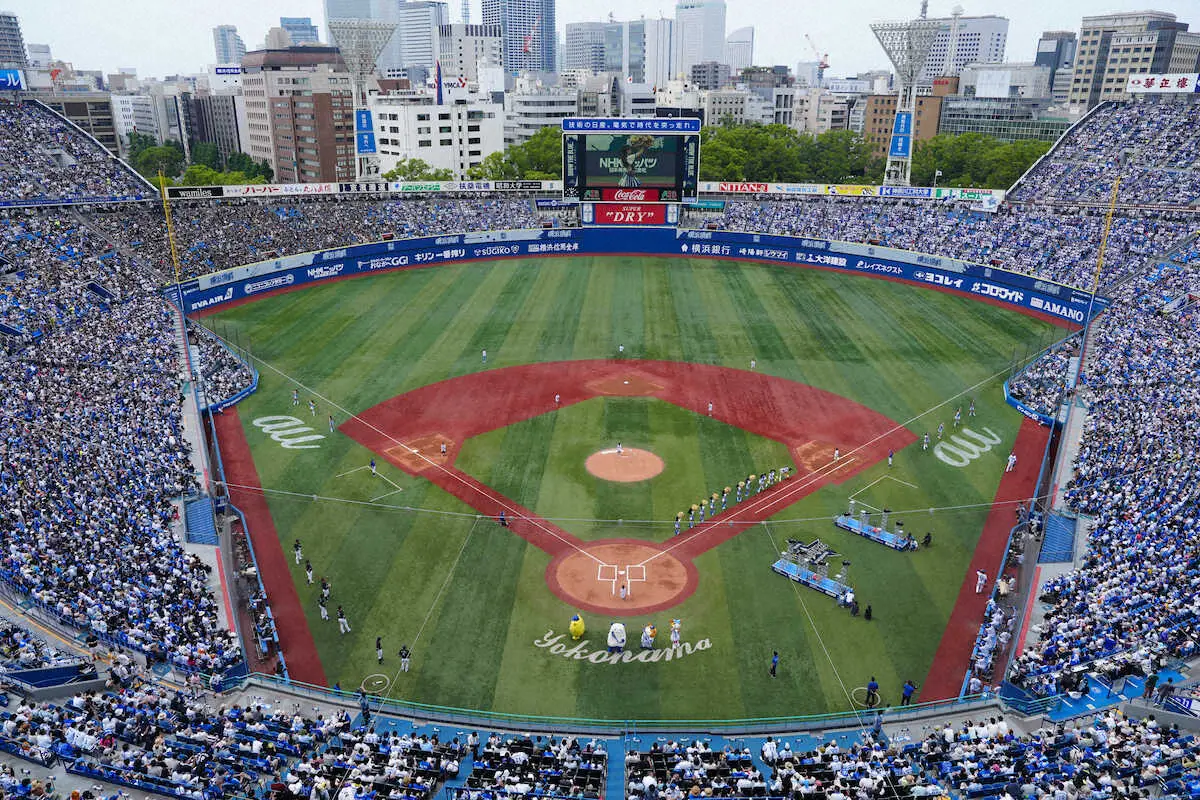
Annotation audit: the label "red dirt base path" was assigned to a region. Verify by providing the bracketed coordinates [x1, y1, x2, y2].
[214, 409, 328, 686]
[919, 416, 1050, 701]
[340, 360, 916, 615]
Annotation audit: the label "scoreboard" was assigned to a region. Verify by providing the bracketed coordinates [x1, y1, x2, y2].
[562, 118, 700, 203]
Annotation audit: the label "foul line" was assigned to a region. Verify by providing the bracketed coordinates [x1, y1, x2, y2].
[370, 489, 405, 502]
[637, 455, 859, 567]
[412, 517, 479, 647]
[203, 325, 605, 567]
[335, 465, 369, 478]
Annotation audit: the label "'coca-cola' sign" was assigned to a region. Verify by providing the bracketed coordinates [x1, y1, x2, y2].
[600, 188, 653, 201]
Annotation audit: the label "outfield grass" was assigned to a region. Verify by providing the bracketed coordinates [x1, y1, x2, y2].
[209, 256, 1058, 719]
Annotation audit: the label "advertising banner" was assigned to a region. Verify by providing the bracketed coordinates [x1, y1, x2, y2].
[888, 112, 913, 159]
[716, 182, 769, 194]
[182, 227, 1106, 328]
[167, 186, 225, 199]
[1125, 73, 1200, 94]
[356, 131, 377, 155]
[562, 118, 701, 133]
[589, 203, 668, 225]
[0, 69, 25, 91]
[827, 185, 879, 197]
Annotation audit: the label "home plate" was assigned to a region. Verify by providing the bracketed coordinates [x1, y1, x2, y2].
[624, 380, 629, 384]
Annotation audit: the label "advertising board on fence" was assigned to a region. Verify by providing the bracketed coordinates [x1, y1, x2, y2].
[1125, 73, 1200, 94]
[181, 227, 1105, 327]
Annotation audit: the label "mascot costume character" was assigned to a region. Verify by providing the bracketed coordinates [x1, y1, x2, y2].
[670, 619, 682, 648]
[568, 614, 586, 641]
[640, 624, 657, 650]
[606, 621, 627, 653]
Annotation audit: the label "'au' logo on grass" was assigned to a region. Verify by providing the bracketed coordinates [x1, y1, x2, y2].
[252, 415, 325, 450]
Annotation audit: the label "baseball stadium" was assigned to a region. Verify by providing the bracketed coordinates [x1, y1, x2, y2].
[0, 50, 1199, 800]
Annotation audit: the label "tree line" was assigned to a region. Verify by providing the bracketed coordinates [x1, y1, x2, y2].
[129, 122, 1050, 190]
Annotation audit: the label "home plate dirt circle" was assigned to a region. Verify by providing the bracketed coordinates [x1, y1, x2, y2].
[546, 540, 697, 616]
[585, 448, 664, 482]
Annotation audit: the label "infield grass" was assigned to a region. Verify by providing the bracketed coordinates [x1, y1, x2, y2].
[208, 256, 1058, 719]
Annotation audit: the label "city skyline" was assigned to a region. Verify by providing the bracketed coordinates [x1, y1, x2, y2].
[5, 0, 1200, 80]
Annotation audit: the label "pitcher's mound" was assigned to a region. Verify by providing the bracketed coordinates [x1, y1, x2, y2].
[586, 448, 664, 482]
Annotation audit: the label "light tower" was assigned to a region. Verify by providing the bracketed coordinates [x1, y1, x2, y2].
[328, 18, 398, 182]
[870, 10, 943, 186]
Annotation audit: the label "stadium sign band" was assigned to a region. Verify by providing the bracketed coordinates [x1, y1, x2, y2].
[562, 117, 701, 133]
[534, 630, 712, 664]
[182, 228, 1107, 323]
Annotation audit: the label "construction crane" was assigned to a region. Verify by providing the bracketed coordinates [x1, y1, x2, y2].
[804, 34, 830, 85]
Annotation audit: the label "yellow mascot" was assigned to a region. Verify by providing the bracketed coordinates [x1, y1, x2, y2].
[569, 614, 586, 641]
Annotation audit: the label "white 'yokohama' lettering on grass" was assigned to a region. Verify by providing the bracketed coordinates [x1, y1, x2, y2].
[534, 630, 711, 664]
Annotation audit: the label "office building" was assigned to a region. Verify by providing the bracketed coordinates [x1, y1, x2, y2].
[26, 42, 50, 68]
[0, 11, 26, 67]
[504, 79, 576, 144]
[213, 25, 247, 65]
[483, 0, 556, 75]
[1069, 11, 1200, 109]
[33, 93, 118, 154]
[675, 0, 726, 75]
[111, 94, 160, 150]
[371, 94, 503, 176]
[563, 22, 606, 73]
[264, 28, 294, 49]
[281, 17, 320, 45]
[690, 61, 730, 90]
[863, 93, 942, 157]
[604, 20, 648, 83]
[938, 96, 1074, 142]
[1034, 31, 1076, 90]
[724, 27, 754, 74]
[439, 23, 502, 84]
[191, 93, 251, 164]
[959, 63, 1052, 99]
[794, 89, 850, 134]
[920, 15, 1008, 85]
[241, 46, 355, 182]
[392, 1, 450, 75]
[795, 62, 821, 89]
[643, 17, 675, 88]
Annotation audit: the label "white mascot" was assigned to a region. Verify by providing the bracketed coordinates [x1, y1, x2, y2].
[607, 621, 627, 653]
[640, 624, 657, 650]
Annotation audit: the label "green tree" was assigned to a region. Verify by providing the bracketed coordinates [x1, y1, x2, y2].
[125, 132, 157, 161]
[381, 157, 454, 181]
[467, 150, 520, 180]
[225, 152, 274, 182]
[506, 126, 562, 179]
[191, 142, 222, 171]
[911, 133, 1049, 189]
[134, 145, 185, 180]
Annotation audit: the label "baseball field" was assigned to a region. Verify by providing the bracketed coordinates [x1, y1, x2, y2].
[205, 255, 1059, 720]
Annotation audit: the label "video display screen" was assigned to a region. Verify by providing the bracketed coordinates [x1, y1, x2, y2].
[581, 135, 679, 188]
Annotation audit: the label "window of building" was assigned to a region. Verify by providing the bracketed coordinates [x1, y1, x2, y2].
[419, 139, 431, 147]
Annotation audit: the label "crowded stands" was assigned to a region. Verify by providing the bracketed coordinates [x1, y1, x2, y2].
[0, 101, 151, 206]
[1, 92, 1200, 798]
[1011, 101, 1200, 206]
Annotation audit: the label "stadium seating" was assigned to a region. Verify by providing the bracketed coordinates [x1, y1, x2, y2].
[2, 96, 1200, 796]
[0, 100, 152, 206]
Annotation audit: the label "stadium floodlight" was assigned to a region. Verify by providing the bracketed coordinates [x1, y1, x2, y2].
[328, 18, 398, 182]
[870, 17, 943, 186]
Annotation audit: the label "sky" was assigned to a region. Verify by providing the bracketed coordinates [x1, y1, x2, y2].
[7, 0, 1200, 79]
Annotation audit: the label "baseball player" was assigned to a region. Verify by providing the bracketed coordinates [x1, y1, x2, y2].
[954, 407, 962, 427]
[975, 570, 988, 594]
[937, 422, 945, 440]
[337, 605, 351, 634]
[318, 595, 328, 620]
[370, 458, 377, 476]
[328, 414, 335, 433]
[1006, 452, 1018, 472]
[968, 398, 976, 417]
[375, 636, 384, 664]
[923, 433, 930, 451]
[305, 560, 313, 585]
[292, 388, 300, 406]
[308, 399, 316, 417]
[293, 539, 302, 565]
[399, 644, 411, 672]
